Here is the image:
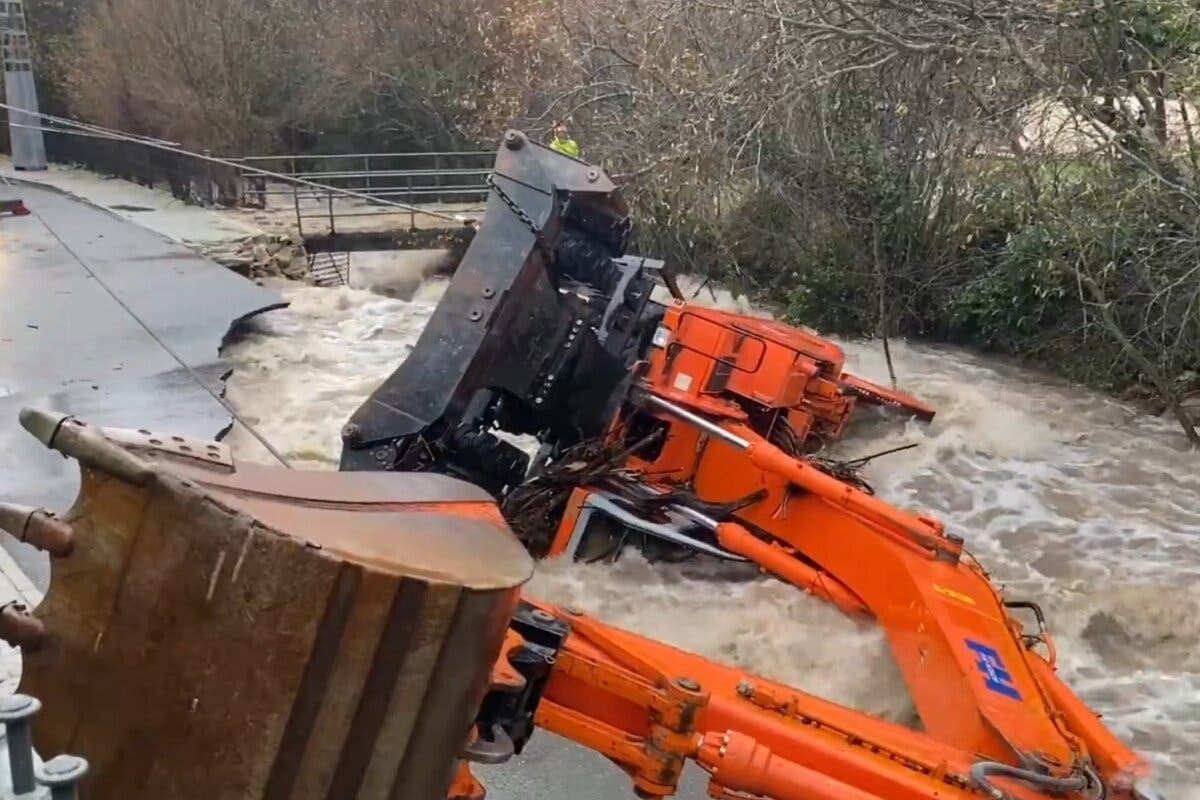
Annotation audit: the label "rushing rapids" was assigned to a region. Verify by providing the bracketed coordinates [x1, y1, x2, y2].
[222, 259, 1199, 798]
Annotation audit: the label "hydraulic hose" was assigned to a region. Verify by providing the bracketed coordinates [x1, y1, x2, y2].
[970, 760, 1090, 800]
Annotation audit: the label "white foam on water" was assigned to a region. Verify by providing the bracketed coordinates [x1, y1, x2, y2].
[223, 265, 1200, 794]
[527, 554, 915, 723]
[223, 271, 448, 467]
[830, 337, 1200, 790]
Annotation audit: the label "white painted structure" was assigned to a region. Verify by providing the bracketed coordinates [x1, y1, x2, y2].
[0, 0, 46, 170]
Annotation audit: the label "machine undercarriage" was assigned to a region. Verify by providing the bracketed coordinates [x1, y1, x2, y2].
[340, 130, 934, 555]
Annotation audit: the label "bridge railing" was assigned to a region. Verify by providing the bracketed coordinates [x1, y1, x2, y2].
[36, 126, 491, 238]
[231, 151, 492, 235]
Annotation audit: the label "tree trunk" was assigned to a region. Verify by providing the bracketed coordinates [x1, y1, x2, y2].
[872, 224, 898, 387]
[1080, 270, 1199, 446]
[1152, 70, 1169, 146]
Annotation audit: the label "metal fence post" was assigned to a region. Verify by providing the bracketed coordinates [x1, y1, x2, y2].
[293, 182, 303, 238]
[364, 154, 372, 195]
[435, 152, 443, 204]
[37, 755, 89, 800]
[408, 174, 415, 231]
[327, 189, 336, 236]
[0, 694, 40, 794]
[203, 149, 215, 205]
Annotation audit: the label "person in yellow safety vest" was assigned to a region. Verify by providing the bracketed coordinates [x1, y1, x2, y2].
[548, 122, 580, 158]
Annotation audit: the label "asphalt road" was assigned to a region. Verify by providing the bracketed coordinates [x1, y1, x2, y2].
[480, 732, 713, 799]
[0, 180, 282, 585]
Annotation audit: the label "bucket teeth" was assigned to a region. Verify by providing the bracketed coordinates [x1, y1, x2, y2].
[0, 504, 74, 557]
[19, 407, 154, 486]
[0, 602, 45, 651]
[17, 407, 68, 448]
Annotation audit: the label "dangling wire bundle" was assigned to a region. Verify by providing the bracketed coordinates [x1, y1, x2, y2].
[809, 443, 920, 495]
[501, 430, 663, 556]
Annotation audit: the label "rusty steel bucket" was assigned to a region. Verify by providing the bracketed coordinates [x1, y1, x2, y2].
[0, 409, 534, 800]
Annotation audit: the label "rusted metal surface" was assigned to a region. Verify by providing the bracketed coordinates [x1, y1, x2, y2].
[10, 409, 534, 800]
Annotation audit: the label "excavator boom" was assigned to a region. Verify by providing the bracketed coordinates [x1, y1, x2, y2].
[0, 411, 1153, 800]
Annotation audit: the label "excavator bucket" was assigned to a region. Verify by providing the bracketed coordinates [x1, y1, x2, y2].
[1, 409, 533, 800]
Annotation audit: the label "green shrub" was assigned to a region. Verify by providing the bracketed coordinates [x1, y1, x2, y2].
[782, 242, 877, 335]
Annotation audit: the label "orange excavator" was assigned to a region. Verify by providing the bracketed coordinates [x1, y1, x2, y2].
[0, 132, 1155, 800]
[0, 408, 1153, 800]
[335, 132, 1152, 800]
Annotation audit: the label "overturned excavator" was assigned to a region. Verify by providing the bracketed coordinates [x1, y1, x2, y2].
[334, 131, 1151, 797]
[0, 131, 1156, 800]
[340, 130, 934, 549]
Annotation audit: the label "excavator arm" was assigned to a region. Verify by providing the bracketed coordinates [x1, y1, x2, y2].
[0, 410, 1155, 800]
[454, 599, 1140, 800]
[531, 320, 1150, 795]
[333, 133, 1150, 799]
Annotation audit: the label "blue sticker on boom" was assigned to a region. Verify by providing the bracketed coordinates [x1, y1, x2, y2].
[965, 639, 1022, 700]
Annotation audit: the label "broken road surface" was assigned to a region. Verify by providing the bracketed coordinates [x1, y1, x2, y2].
[0, 181, 283, 587]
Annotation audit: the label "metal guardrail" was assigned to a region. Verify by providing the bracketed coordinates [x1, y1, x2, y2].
[232, 151, 492, 236]
[40, 129, 239, 206]
[0, 692, 89, 800]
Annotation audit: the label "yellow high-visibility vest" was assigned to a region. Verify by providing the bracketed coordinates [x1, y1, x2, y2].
[549, 136, 581, 158]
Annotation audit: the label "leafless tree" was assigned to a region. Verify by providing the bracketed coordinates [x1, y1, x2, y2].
[68, 0, 347, 151]
[509, 0, 1199, 442]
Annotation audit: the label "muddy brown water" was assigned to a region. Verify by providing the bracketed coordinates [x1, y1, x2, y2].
[223, 261, 1198, 797]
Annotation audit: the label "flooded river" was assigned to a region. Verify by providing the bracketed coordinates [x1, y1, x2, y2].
[223, 258, 1199, 798]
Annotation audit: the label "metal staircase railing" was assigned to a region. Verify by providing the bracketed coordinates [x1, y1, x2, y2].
[307, 250, 351, 287]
